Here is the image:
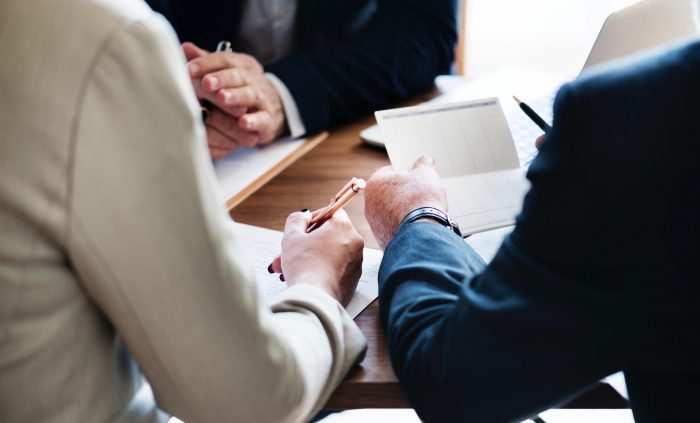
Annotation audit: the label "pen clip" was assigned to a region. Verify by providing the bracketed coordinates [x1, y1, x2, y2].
[216, 40, 233, 53]
[331, 177, 363, 202]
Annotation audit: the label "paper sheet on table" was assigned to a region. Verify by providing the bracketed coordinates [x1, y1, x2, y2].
[362, 67, 563, 166]
[214, 136, 306, 203]
[376, 98, 530, 236]
[232, 223, 380, 318]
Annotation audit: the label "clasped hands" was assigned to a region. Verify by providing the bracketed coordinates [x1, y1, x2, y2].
[183, 42, 287, 159]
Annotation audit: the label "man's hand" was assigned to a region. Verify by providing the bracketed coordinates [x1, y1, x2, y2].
[536, 134, 547, 150]
[364, 156, 447, 249]
[182, 42, 287, 159]
[272, 209, 364, 306]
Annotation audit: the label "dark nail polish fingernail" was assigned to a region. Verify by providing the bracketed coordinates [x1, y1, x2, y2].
[267, 264, 273, 273]
[300, 209, 309, 212]
[279, 274, 286, 282]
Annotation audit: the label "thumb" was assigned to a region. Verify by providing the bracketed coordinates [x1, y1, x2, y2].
[412, 155, 440, 180]
[326, 208, 351, 225]
[535, 134, 547, 151]
[182, 42, 207, 62]
[284, 210, 313, 236]
[413, 155, 436, 169]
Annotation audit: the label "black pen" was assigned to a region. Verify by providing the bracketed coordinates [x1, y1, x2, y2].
[513, 96, 552, 133]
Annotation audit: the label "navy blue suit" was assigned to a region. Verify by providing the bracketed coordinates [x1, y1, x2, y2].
[146, 0, 458, 134]
[379, 40, 700, 422]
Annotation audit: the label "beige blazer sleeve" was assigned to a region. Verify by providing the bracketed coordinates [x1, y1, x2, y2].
[65, 14, 366, 423]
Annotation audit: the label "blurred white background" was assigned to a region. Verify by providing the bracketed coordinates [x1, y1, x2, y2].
[464, 0, 641, 77]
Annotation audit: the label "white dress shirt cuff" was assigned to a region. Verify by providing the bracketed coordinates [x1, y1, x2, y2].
[265, 72, 306, 138]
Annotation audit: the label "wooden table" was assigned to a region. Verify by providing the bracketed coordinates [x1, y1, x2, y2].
[231, 98, 629, 410]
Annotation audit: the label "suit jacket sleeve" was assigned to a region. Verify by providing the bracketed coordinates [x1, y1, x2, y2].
[378, 86, 631, 423]
[66, 14, 366, 423]
[265, 0, 458, 134]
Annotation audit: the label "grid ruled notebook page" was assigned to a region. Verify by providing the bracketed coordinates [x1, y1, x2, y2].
[376, 98, 530, 235]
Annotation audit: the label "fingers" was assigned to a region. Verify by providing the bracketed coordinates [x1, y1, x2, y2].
[201, 68, 247, 92]
[330, 209, 365, 250]
[327, 208, 351, 225]
[284, 210, 313, 237]
[413, 155, 436, 169]
[188, 52, 260, 78]
[209, 146, 233, 160]
[206, 109, 260, 147]
[217, 86, 263, 108]
[268, 255, 283, 274]
[411, 155, 440, 181]
[535, 134, 547, 150]
[240, 107, 285, 145]
[206, 124, 239, 150]
[240, 111, 272, 133]
[229, 106, 248, 118]
[311, 208, 325, 219]
[182, 42, 207, 61]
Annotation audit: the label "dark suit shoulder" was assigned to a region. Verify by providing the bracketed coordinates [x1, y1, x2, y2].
[571, 40, 700, 101]
[549, 40, 700, 171]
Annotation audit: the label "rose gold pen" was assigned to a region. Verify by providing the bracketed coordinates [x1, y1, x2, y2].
[267, 177, 366, 281]
[306, 177, 366, 232]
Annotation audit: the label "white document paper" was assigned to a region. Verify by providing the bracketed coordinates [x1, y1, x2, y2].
[362, 68, 563, 164]
[376, 98, 530, 236]
[214, 136, 307, 204]
[232, 223, 381, 318]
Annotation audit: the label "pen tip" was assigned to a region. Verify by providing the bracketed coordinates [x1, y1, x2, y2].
[512, 96, 522, 105]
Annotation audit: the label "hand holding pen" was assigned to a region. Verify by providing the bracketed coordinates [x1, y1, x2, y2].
[267, 178, 366, 305]
[513, 96, 551, 150]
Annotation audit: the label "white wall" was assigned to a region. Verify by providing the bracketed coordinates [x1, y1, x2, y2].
[464, 0, 641, 77]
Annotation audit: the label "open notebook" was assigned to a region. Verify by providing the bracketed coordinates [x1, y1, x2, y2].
[376, 98, 530, 236]
[232, 222, 381, 318]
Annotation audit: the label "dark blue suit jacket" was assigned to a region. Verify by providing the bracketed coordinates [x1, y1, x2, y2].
[379, 40, 700, 423]
[145, 0, 458, 134]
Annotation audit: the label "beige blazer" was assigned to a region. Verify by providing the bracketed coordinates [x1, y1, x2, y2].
[0, 1, 366, 422]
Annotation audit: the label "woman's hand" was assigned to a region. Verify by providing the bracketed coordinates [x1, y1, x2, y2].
[271, 209, 364, 306]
